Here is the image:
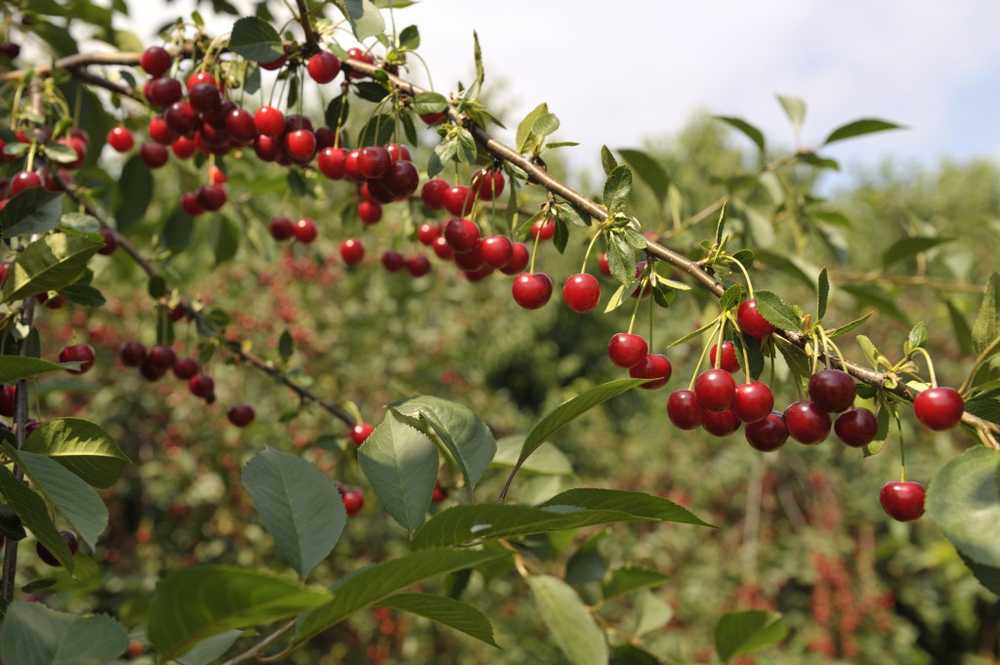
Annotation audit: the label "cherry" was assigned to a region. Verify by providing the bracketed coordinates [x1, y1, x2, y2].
[431, 237, 454, 260]
[667, 390, 703, 429]
[119, 342, 147, 367]
[340, 239, 365, 266]
[43, 293, 66, 309]
[224, 108, 257, 144]
[913, 386, 964, 431]
[253, 135, 281, 161]
[139, 143, 169, 168]
[384, 160, 419, 198]
[702, 409, 741, 437]
[59, 344, 95, 374]
[745, 412, 788, 451]
[188, 374, 215, 399]
[10, 171, 41, 195]
[562, 273, 601, 313]
[147, 345, 176, 369]
[710, 341, 740, 373]
[629, 353, 672, 390]
[783, 401, 831, 444]
[386, 143, 411, 161]
[598, 253, 611, 276]
[260, 47, 289, 71]
[307, 51, 341, 83]
[196, 184, 226, 211]
[472, 168, 505, 200]
[98, 227, 118, 255]
[317, 147, 347, 179]
[417, 223, 441, 246]
[432, 481, 448, 504]
[293, 218, 318, 244]
[36, 530, 79, 567]
[530, 218, 556, 240]
[58, 136, 87, 169]
[808, 369, 856, 413]
[341, 489, 364, 515]
[181, 192, 203, 216]
[444, 218, 480, 253]
[185, 71, 217, 91]
[512, 273, 553, 309]
[0, 43, 19, 59]
[694, 369, 736, 411]
[101, 126, 132, 154]
[737, 299, 775, 338]
[405, 255, 431, 277]
[148, 116, 176, 144]
[254, 106, 285, 137]
[381, 251, 405, 272]
[314, 127, 336, 149]
[146, 77, 182, 108]
[480, 236, 513, 268]
[500, 242, 530, 275]
[358, 146, 390, 178]
[364, 179, 395, 204]
[165, 101, 198, 135]
[285, 130, 316, 162]
[227, 405, 256, 427]
[171, 136, 196, 159]
[608, 333, 648, 368]
[140, 46, 172, 76]
[464, 265, 495, 282]
[173, 357, 199, 380]
[188, 83, 222, 114]
[345, 47, 375, 79]
[209, 166, 226, 185]
[879, 481, 925, 521]
[358, 200, 382, 225]
[140, 359, 168, 381]
[732, 382, 774, 423]
[454, 245, 484, 271]
[443, 185, 474, 216]
[351, 422, 374, 446]
[834, 407, 878, 447]
[344, 149, 363, 180]
[0, 262, 7, 284]
[420, 111, 447, 126]
[421, 178, 449, 209]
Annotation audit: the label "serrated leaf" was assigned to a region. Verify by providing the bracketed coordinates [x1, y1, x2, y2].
[516, 103, 549, 153]
[715, 610, 787, 662]
[398, 24, 420, 49]
[720, 284, 744, 311]
[600, 145, 618, 175]
[907, 321, 928, 351]
[228, 16, 282, 62]
[602, 567, 668, 600]
[378, 593, 497, 646]
[528, 575, 608, 665]
[0, 601, 128, 665]
[603, 165, 632, 209]
[2, 230, 103, 303]
[1, 189, 63, 239]
[715, 116, 765, 154]
[61, 283, 105, 307]
[823, 118, 904, 145]
[24, 418, 129, 488]
[0, 465, 73, 571]
[752, 291, 800, 330]
[412, 91, 447, 115]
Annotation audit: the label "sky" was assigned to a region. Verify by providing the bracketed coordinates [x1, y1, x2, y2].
[123, 0, 1000, 185]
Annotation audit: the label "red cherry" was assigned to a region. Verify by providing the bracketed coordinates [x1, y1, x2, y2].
[431, 481, 448, 503]
[417, 223, 441, 246]
[188, 83, 222, 114]
[420, 111, 447, 126]
[472, 168, 505, 201]
[57, 137, 86, 169]
[732, 382, 774, 423]
[386, 143, 411, 161]
[0, 385, 15, 417]
[345, 47, 375, 79]
[879, 481, 925, 522]
[598, 253, 611, 276]
[464, 265, 494, 282]
[351, 422, 374, 446]
[140, 46, 172, 77]
[171, 136, 196, 159]
[317, 147, 347, 179]
[512, 273, 553, 309]
[196, 184, 226, 211]
[260, 48, 289, 71]
[307, 51, 341, 83]
[148, 116, 176, 144]
[783, 401, 831, 444]
[139, 359, 168, 381]
[165, 101, 198, 135]
[737, 299, 775, 337]
[58, 344, 95, 374]
[36, 530, 79, 567]
[227, 405, 256, 427]
[834, 407, 878, 447]
[146, 77, 183, 108]
[562, 273, 601, 313]
[710, 341, 740, 373]
[188, 374, 215, 399]
[119, 342, 147, 367]
[405, 255, 431, 277]
[254, 106, 285, 137]
[629, 354, 672, 390]
[225, 108, 257, 143]
[269, 216, 294, 241]
[344, 149, 363, 180]
[10, 171, 42, 195]
[431, 236, 453, 260]
[107, 126, 134, 153]
[358, 146, 390, 178]
[480, 236, 513, 268]
[443, 185, 474, 216]
[500, 242, 530, 275]
[745, 412, 788, 451]
[139, 143, 169, 168]
[913, 386, 964, 431]
[357, 200, 382, 225]
[694, 369, 736, 412]
[530, 218, 556, 240]
[209, 166, 226, 185]
[381, 251, 405, 272]
[98, 227, 117, 255]
[285, 130, 316, 162]
[340, 239, 365, 265]
[421, 178, 449, 209]
[172, 357, 199, 380]
[181, 192, 203, 216]
[702, 409, 741, 437]
[384, 160, 419, 198]
[293, 218, 318, 244]
[147, 345, 176, 369]
[454, 246, 484, 271]
[444, 218, 480, 253]
[253, 135, 281, 161]
[667, 390, 703, 429]
[185, 71, 217, 91]
[341, 489, 364, 515]
[808, 369, 856, 413]
[363, 179, 395, 204]
[608, 333, 648, 368]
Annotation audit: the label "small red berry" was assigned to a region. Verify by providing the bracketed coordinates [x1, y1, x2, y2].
[181, 192, 203, 216]
[173, 357, 199, 380]
[344, 149, 363, 180]
[139, 143, 169, 168]
[148, 116, 176, 144]
[530, 218, 556, 240]
[808, 369, 856, 412]
[146, 77, 182, 108]
[480, 236, 513, 269]
[629, 354, 672, 390]
[307, 51, 341, 83]
[834, 407, 878, 447]
[405, 255, 431, 277]
[10, 171, 42, 195]
[196, 184, 226, 211]
[269, 216, 294, 241]
[340, 239, 365, 265]
[562, 273, 601, 313]
[431, 481, 448, 503]
[254, 106, 285, 137]
[737, 299, 775, 338]
[783, 401, 831, 444]
[500, 243, 530, 275]
[98, 227, 117, 255]
[432, 236, 453, 260]
[147, 345, 176, 369]
[913, 386, 964, 431]
[188, 374, 214, 399]
[107, 126, 134, 153]
[386, 143, 411, 161]
[472, 168, 505, 200]
[285, 129, 316, 162]
[341, 489, 364, 515]
[317, 147, 348, 179]
[293, 218, 318, 244]
[227, 405, 255, 427]
[512, 273, 553, 309]
[443, 185, 474, 216]
[58, 344, 95, 374]
[358, 200, 382, 225]
[417, 223, 441, 246]
[732, 382, 774, 423]
[358, 146, 390, 178]
[694, 369, 736, 412]
[710, 341, 740, 373]
[171, 136, 196, 159]
[119, 342, 147, 367]
[225, 108, 257, 143]
[667, 390, 703, 429]
[351, 422, 374, 446]
[381, 251, 405, 272]
[608, 333, 648, 368]
[185, 71, 217, 91]
[140, 46, 172, 77]
[879, 481, 925, 521]
[702, 409, 741, 437]
[745, 412, 788, 451]
[444, 218, 480, 253]
[598, 253, 611, 276]
[188, 83, 222, 114]
[421, 178, 449, 209]
[384, 160, 419, 198]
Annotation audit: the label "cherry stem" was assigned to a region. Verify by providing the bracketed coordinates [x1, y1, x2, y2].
[647, 292, 655, 349]
[739, 333, 752, 384]
[819, 328, 848, 370]
[528, 224, 542, 273]
[25, 141, 36, 172]
[689, 317, 723, 390]
[626, 282, 644, 335]
[580, 230, 602, 274]
[912, 347, 938, 387]
[726, 256, 755, 299]
[713, 317, 726, 369]
[894, 408, 906, 481]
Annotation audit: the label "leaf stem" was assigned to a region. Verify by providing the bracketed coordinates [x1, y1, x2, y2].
[911, 347, 938, 387]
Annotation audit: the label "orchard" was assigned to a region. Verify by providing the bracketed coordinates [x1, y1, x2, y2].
[0, 1, 998, 663]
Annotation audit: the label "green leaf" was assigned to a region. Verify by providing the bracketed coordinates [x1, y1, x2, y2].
[715, 610, 787, 662]
[358, 409, 438, 530]
[517, 103, 549, 153]
[528, 575, 607, 665]
[177, 631, 242, 665]
[715, 116, 765, 154]
[826, 311, 873, 339]
[398, 24, 420, 49]
[242, 448, 347, 578]
[797, 152, 840, 170]
[504, 379, 647, 491]
[776, 95, 806, 133]
[413, 488, 709, 549]
[24, 418, 128, 489]
[114, 155, 152, 231]
[532, 112, 560, 139]
[617, 148, 670, 202]
[0, 601, 128, 665]
[752, 290, 800, 330]
[603, 165, 633, 209]
[491, 435, 571, 475]
[823, 118, 904, 145]
[600, 145, 618, 175]
[378, 593, 497, 647]
[927, 447, 1000, 593]
[610, 645, 661, 665]
[214, 217, 239, 266]
[881, 236, 952, 268]
[61, 283, 105, 307]
[162, 207, 194, 252]
[147, 565, 331, 659]
[324, 93, 350, 129]
[2, 230, 104, 303]
[0, 465, 74, 570]
[632, 589, 672, 636]
[228, 16, 282, 62]
[412, 91, 447, 115]
[972, 273, 1000, 354]
[355, 80, 389, 102]
[602, 567, 668, 600]
[293, 547, 508, 646]
[946, 299, 975, 355]
[0, 356, 76, 383]
[278, 330, 294, 360]
[0, 504, 26, 541]
[342, 0, 386, 40]
[907, 321, 928, 351]
[1, 189, 63, 239]
[817, 268, 830, 319]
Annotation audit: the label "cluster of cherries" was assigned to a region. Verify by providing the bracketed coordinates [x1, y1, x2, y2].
[0, 121, 97, 204]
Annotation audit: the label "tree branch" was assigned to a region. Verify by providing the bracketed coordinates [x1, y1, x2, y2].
[295, 0, 319, 51]
[218, 620, 295, 665]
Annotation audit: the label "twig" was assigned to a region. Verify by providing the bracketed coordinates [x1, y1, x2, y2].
[218, 620, 295, 665]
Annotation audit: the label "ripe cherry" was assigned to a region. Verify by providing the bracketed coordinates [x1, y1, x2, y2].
[188, 83, 221, 114]
[745, 412, 788, 451]
[36, 530, 78, 567]
[386, 143, 411, 161]
[364, 179, 395, 204]
[148, 116, 176, 144]
[285, 130, 316, 162]
[341, 489, 364, 515]
[173, 357, 199, 380]
[269, 216, 294, 240]
[340, 239, 365, 265]
[147, 345, 176, 369]
[512, 273, 553, 309]
[317, 147, 347, 179]
[344, 149, 363, 180]
[421, 178, 449, 209]
[703, 409, 741, 437]
[171, 136, 196, 159]
[732, 382, 774, 423]
[562, 273, 601, 313]
[694, 369, 736, 411]
[808, 369, 856, 413]
[879, 481, 925, 521]
[608, 333, 648, 368]
[783, 401, 831, 444]
[307, 51, 341, 83]
[188, 374, 215, 399]
[444, 218, 480, 253]
[500, 243, 530, 275]
[196, 184, 226, 211]
[358, 146, 390, 178]
[59, 344, 95, 374]
[351, 422, 374, 446]
[345, 47, 375, 79]
[254, 135, 281, 162]
[10, 171, 42, 195]
[293, 218, 318, 244]
[358, 200, 382, 225]
[209, 166, 226, 185]
[454, 246, 484, 271]
[381, 251, 405, 272]
[406, 255, 431, 277]
[225, 108, 257, 143]
[432, 237, 453, 260]
[140, 46, 172, 77]
[530, 218, 556, 240]
[146, 77, 182, 108]
[384, 160, 419, 198]
[710, 341, 740, 373]
[139, 143, 169, 168]
[913, 386, 964, 431]
[185, 71, 217, 91]
[432, 481, 448, 504]
[227, 405, 256, 427]
[737, 299, 775, 338]
[480, 236, 513, 268]
[417, 223, 441, 246]
[107, 126, 134, 153]
[598, 253, 611, 276]
[834, 407, 878, 447]
[260, 48, 289, 71]
[165, 101, 198, 135]
[0, 385, 15, 416]
[254, 106, 285, 137]
[472, 168, 505, 200]
[443, 185, 474, 216]
[667, 390, 703, 429]
[629, 353, 672, 390]
[119, 342, 147, 367]
[181, 192, 203, 216]
[139, 359, 168, 382]
[420, 111, 447, 125]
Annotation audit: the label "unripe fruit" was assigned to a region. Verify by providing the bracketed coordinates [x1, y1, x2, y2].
[737, 299, 775, 337]
[340, 239, 364, 265]
[444, 218, 480, 253]
[227, 404, 255, 427]
[783, 401, 831, 444]
[710, 341, 740, 373]
[107, 126, 134, 152]
[140, 46, 172, 77]
[834, 407, 878, 447]
[608, 333, 648, 368]
[667, 390, 703, 429]
[629, 354, 672, 390]
[879, 481, 925, 521]
[808, 369, 856, 412]
[913, 386, 964, 431]
[351, 422, 374, 446]
[512, 273, 553, 309]
[307, 51, 341, 83]
[732, 382, 774, 423]
[694, 369, 736, 412]
[562, 273, 601, 313]
[702, 409, 741, 437]
[745, 412, 788, 451]
[59, 344, 95, 374]
[293, 218, 318, 244]
[500, 243, 530, 275]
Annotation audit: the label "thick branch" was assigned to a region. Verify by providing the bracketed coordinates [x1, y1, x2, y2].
[295, 0, 319, 51]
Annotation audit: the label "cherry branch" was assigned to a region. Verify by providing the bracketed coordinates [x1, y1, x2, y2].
[294, 0, 319, 51]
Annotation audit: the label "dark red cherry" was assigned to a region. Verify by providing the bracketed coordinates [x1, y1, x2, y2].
[913, 386, 964, 431]
[293, 218, 317, 244]
[608, 333, 648, 368]
[667, 390, 703, 429]
[227, 404, 256, 427]
[694, 369, 736, 412]
[341, 489, 364, 515]
[381, 250, 405, 272]
[444, 218, 480, 253]
[737, 299, 775, 337]
[170, 136, 196, 159]
[340, 239, 364, 265]
[703, 409, 740, 437]
[139, 143, 169, 168]
[185, 71, 217, 91]
[421, 178, 449, 209]
[180, 192, 203, 216]
[431, 237, 453, 260]
[783, 401, 831, 444]
[269, 216, 294, 240]
[196, 185, 226, 211]
[36, 530, 78, 567]
[710, 341, 740, 373]
[530, 218, 556, 240]
[146, 77, 182, 107]
[443, 185, 474, 216]
[148, 116, 176, 144]
[420, 111, 447, 126]
[119, 342, 147, 367]
[384, 160, 419, 198]
[386, 143, 411, 161]
[405, 255, 431, 277]
[358, 146, 390, 178]
[512, 273, 553, 310]
[140, 46, 172, 76]
[453, 245, 484, 271]
[58, 344, 95, 374]
[147, 345, 176, 369]
[732, 382, 774, 423]
[834, 407, 878, 447]
[173, 357, 199, 380]
[745, 412, 788, 451]
[10, 171, 42, 195]
[358, 200, 382, 225]
[500, 243, 529, 275]
[480, 236, 513, 269]
[188, 83, 222, 113]
[165, 101, 198, 135]
[562, 273, 601, 313]
[808, 369, 856, 413]
[188, 374, 214, 399]
[225, 108, 257, 143]
[629, 354, 672, 390]
[417, 223, 441, 246]
[879, 481, 925, 521]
